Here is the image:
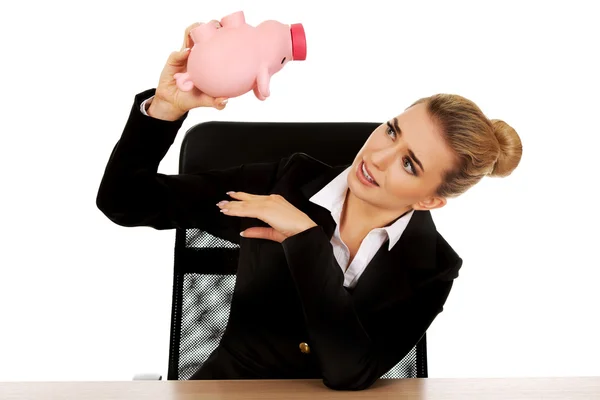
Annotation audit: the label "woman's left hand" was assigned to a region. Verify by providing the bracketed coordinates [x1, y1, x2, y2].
[217, 192, 318, 243]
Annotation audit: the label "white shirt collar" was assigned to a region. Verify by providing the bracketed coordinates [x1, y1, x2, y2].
[309, 166, 414, 250]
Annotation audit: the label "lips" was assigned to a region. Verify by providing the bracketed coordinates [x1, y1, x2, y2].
[362, 162, 378, 185]
[358, 161, 379, 187]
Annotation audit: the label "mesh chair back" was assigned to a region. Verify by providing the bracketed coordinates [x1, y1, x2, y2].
[168, 121, 428, 380]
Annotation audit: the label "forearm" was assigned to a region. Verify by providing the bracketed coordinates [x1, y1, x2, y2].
[282, 226, 379, 388]
[96, 89, 188, 225]
[282, 226, 452, 390]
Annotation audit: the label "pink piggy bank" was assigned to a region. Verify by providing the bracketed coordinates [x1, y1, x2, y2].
[174, 11, 307, 101]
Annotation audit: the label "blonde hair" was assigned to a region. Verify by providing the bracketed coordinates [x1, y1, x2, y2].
[409, 94, 523, 198]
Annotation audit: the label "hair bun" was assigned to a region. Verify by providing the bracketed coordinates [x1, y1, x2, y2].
[489, 119, 522, 177]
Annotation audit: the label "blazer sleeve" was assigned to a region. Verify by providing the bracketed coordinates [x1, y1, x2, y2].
[96, 88, 288, 244]
[281, 226, 457, 391]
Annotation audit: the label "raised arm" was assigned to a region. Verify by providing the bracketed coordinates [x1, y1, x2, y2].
[102, 90, 289, 244]
[97, 22, 291, 243]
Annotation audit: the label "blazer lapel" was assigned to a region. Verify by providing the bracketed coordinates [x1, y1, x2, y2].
[298, 165, 347, 239]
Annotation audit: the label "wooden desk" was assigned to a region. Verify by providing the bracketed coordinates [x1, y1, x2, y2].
[1, 377, 599, 399]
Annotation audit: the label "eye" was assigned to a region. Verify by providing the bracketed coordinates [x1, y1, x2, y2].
[386, 124, 396, 139]
[403, 157, 416, 175]
[386, 122, 417, 176]
[281, 57, 286, 64]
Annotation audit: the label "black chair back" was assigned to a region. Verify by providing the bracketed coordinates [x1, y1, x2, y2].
[167, 121, 428, 380]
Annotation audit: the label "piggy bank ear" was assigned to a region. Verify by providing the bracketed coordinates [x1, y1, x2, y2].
[221, 11, 246, 27]
[189, 23, 218, 43]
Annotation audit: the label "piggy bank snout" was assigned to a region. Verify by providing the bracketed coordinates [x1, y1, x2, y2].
[290, 23, 306, 61]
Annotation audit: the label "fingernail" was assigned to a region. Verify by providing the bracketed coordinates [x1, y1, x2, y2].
[216, 201, 229, 207]
[219, 99, 228, 106]
[226, 191, 234, 195]
[220, 209, 228, 213]
[239, 231, 245, 237]
[183, 47, 190, 52]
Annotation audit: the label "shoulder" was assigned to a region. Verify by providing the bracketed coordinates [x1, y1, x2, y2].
[210, 152, 329, 197]
[275, 152, 334, 184]
[408, 211, 463, 282]
[266, 152, 344, 203]
[427, 213, 463, 282]
[279, 152, 331, 173]
[435, 232, 463, 281]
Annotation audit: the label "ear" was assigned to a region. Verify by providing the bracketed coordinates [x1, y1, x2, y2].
[411, 196, 447, 211]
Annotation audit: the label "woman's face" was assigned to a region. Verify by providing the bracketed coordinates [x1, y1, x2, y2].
[348, 102, 457, 214]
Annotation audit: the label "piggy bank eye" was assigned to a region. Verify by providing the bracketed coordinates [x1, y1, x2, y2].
[281, 57, 286, 64]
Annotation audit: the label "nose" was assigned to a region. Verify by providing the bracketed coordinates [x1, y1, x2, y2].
[370, 146, 397, 171]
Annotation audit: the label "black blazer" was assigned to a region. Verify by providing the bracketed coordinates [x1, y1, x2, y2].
[97, 89, 463, 391]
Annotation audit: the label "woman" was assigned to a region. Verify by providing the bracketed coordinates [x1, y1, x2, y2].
[97, 22, 522, 390]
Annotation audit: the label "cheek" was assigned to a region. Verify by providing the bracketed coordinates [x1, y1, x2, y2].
[383, 169, 422, 198]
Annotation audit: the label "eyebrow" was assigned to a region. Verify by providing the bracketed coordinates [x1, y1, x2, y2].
[388, 118, 425, 173]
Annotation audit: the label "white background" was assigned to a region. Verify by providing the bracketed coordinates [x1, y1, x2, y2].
[0, 0, 598, 381]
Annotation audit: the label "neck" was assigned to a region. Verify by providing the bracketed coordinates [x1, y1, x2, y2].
[340, 190, 412, 236]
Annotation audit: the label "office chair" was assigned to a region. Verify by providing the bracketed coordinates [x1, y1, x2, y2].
[166, 121, 428, 380]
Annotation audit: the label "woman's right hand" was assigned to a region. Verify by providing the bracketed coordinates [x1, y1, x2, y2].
[148, 21, 228, 121]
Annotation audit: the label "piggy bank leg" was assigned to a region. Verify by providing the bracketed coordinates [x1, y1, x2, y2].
[255, 67, 271, 100]
[220, 11, 245, 27]
[190, 22, 218, 44]
[174, 72, 195, 92]
[253, 86, 266, 101]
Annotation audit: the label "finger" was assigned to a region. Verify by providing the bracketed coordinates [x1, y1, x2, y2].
[241, 227, 286, 243]
[226, 191, 262, 201]
[213, 97, 229, 110]
[181, 22, 202, 50]
[166, 47, 191, 67]
[208, 19, 222, 28]
[189, 89, 228, 109]
[218, 201, 262, 220]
